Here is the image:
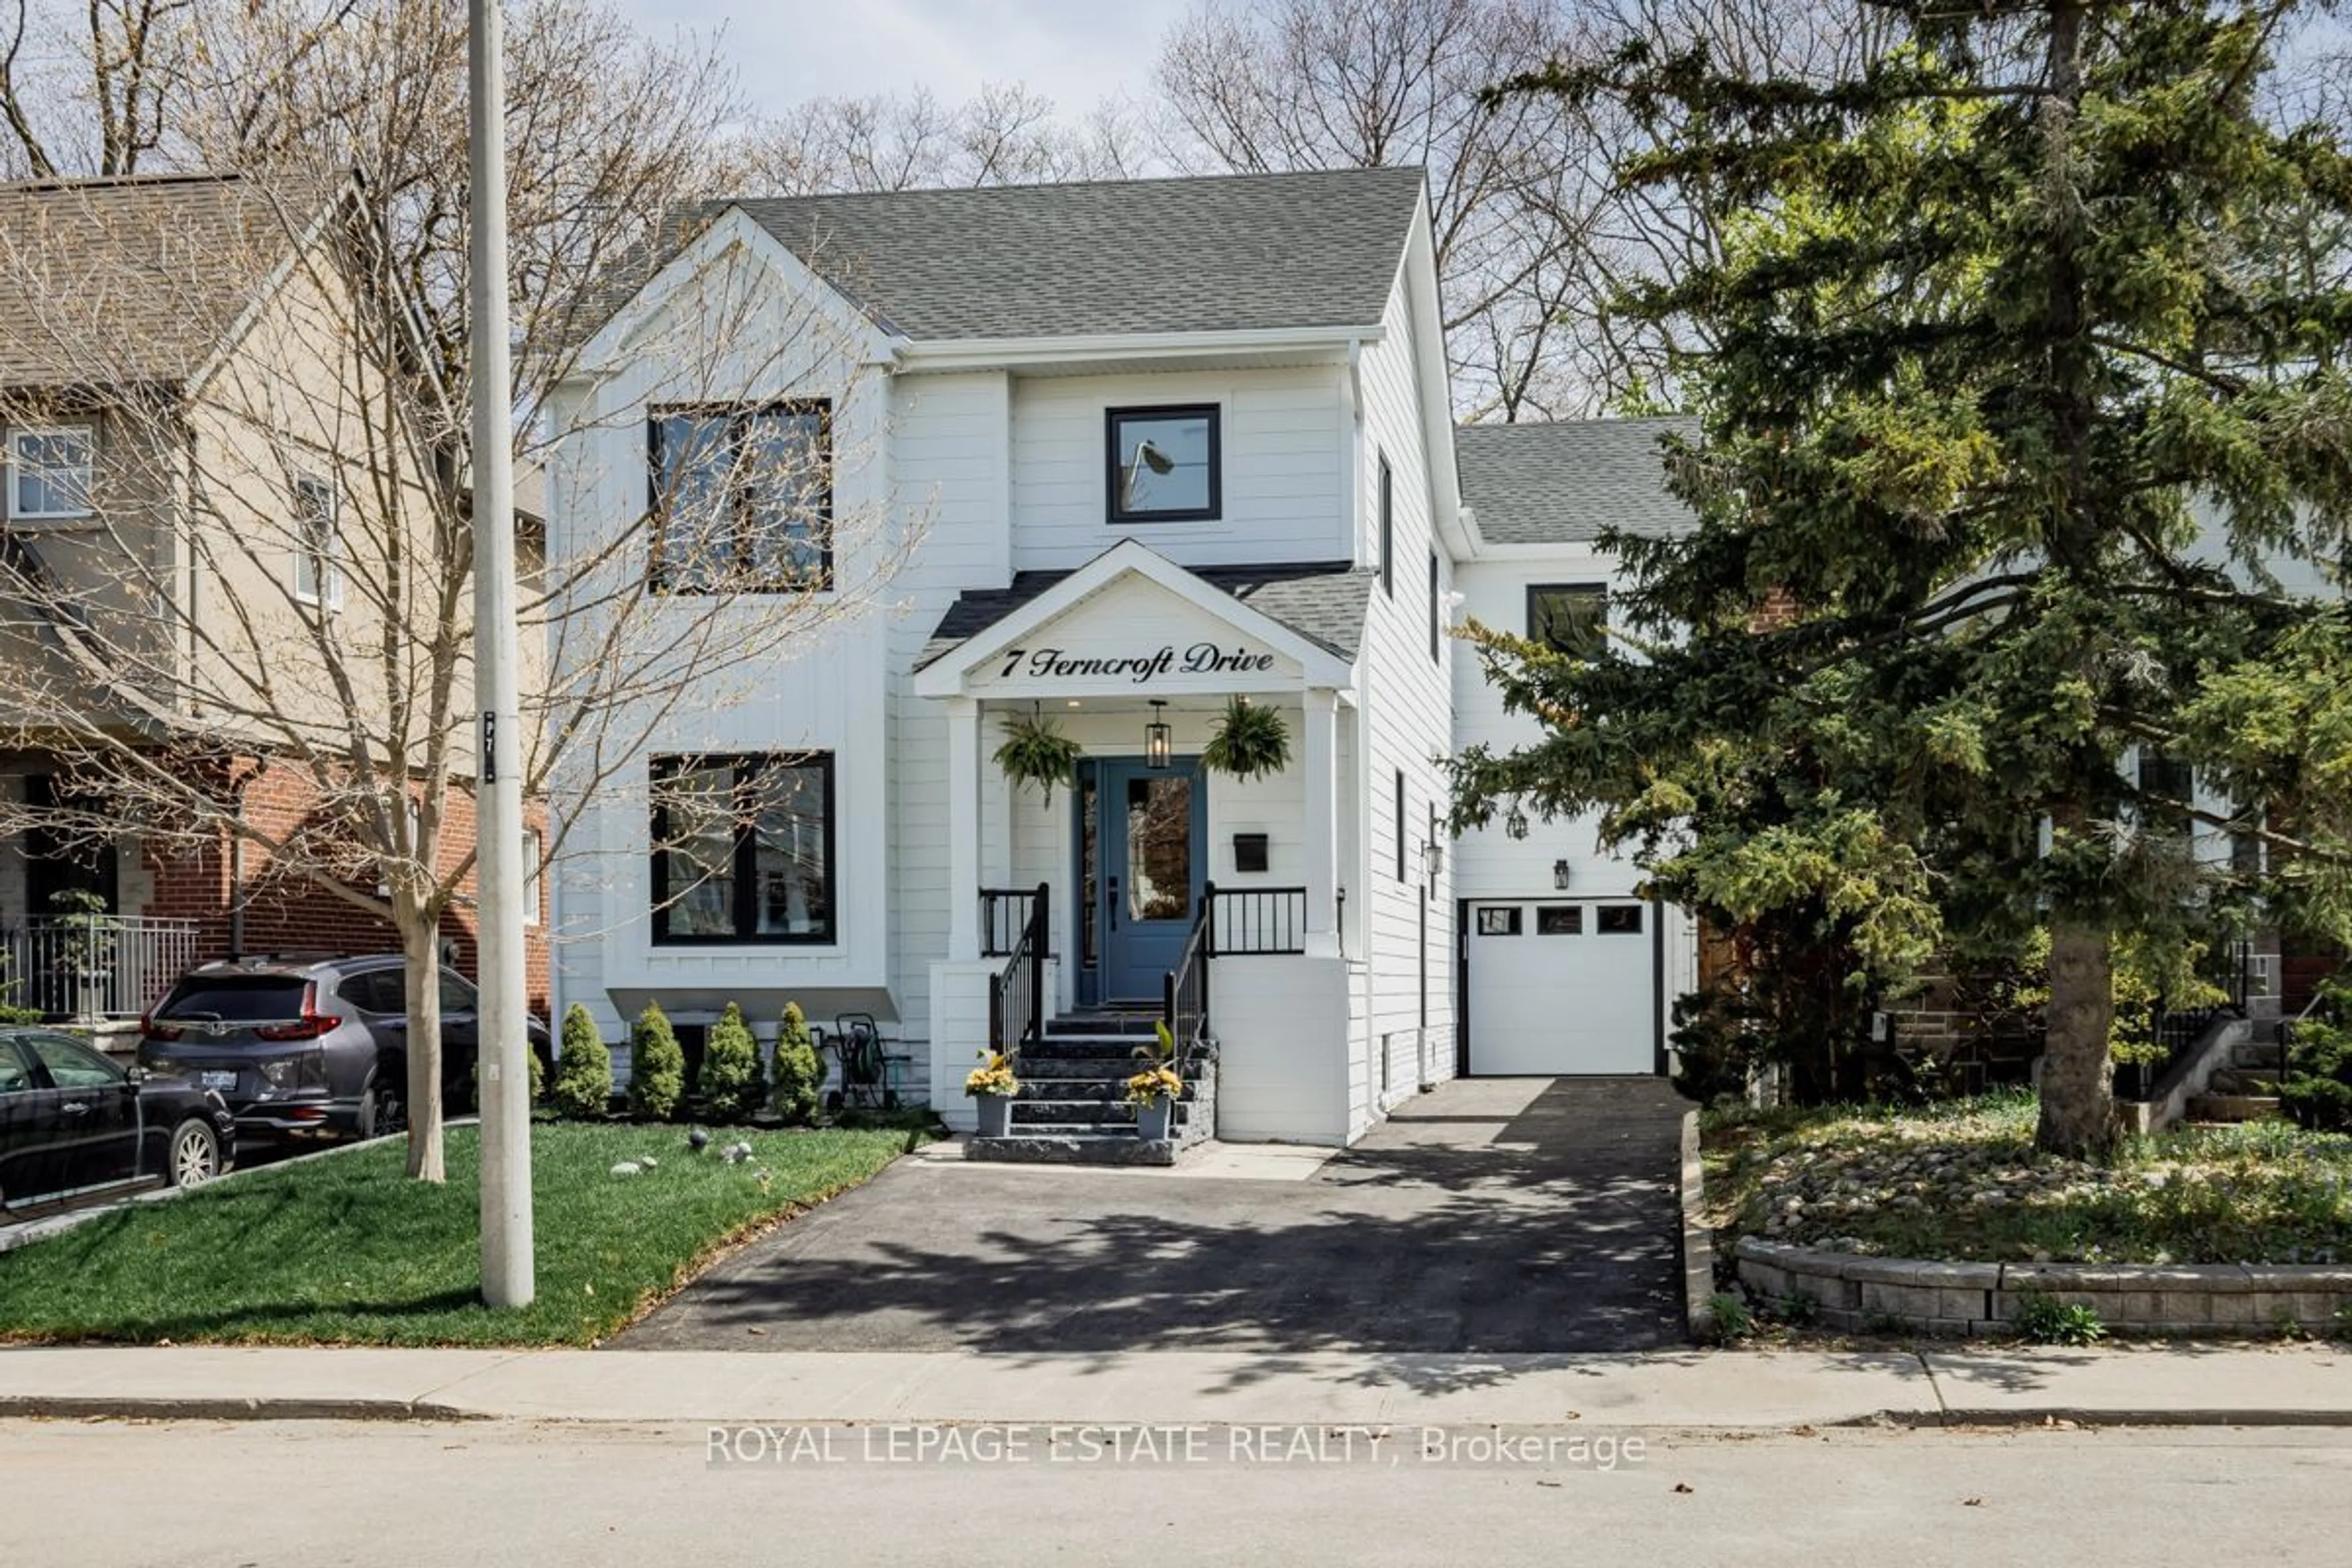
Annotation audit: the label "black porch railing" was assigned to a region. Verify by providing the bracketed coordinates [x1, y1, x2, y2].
[1163, 881, 1213, 1060]
[1209, 885, 1307, 956]
[980, 887, 1043, 959]
[987, 881, 1049, 1063]
[2114, 938, 2254, 1102]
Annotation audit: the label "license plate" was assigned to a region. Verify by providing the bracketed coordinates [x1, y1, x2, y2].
[200, 1071, 238, 1090]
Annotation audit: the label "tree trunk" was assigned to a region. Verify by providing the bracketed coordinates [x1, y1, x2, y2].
[401, 910, 446, 1183]
[2038, 915, 2117, 1158]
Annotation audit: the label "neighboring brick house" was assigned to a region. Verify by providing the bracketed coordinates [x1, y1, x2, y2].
[0, 171, 548, 1025]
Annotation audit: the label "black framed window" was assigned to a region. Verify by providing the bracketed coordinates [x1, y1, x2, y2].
[650, 753, 835, 944]
[1107, 405, 1219, 522]
[1378, 454, 1394, 597]
[648, 402, 832, 593]
[1394, 769, 1408, 881]
[1476, 907, 1522, 937]
[1529, 583, 1608, 658]
[1596, 905, 1644, 935]
[1537, 905, 1583, 935]
[1428, 548, 1441, 662]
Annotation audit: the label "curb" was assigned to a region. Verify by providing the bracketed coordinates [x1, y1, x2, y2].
[0, 1395, 486, 1423]
[1678, 1110, 1717, 1341]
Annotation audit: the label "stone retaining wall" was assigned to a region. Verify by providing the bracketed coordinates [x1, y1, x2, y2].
[1735, 1237, 2352, 1336]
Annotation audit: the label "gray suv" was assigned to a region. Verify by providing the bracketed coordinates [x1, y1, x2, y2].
[135, 956, 551, 1144]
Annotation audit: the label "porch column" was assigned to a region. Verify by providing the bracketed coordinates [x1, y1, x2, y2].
[1302, 686, 1341, 957]
[947, 696, 982, 962]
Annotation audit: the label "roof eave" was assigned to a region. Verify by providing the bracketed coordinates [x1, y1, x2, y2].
[894, 323, 1380, 374]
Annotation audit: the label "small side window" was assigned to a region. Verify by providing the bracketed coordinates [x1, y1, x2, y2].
[10, 426, 93, 519]
[1596, 905, 1645, 935]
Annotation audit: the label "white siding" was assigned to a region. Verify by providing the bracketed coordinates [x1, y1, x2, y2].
[1346, 270, 1459, 1133]
[1008, 369, 1351, 573]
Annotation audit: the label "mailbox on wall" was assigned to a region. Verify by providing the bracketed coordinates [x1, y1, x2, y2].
[1232, 832, 1270, 873]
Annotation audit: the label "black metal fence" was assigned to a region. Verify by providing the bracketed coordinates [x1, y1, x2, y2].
[979, 887, 1043, 959]
[2115, 938, 2255, 1102]
[987, 882, 1049, 1063]
[1209, 885, 1307, 956]
[1164, 893, 1212, 1060]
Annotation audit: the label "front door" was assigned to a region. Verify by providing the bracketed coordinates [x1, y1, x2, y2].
[1098, 758, 1205, 1002]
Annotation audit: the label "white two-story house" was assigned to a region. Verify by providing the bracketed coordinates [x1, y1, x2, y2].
[550, 167, 1698, 1147]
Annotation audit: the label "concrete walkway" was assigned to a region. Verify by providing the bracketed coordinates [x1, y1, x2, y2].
[617, 1076, 1691, 1354]
[1, 1343, 2348, 1427]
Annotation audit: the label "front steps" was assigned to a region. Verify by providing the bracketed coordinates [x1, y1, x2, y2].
[965, 1012, 1215, 1167]
[2187, 1031, 2290, 1125]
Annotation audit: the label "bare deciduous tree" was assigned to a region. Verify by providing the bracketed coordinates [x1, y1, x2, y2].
[0, 1, 914, 1183]
[744, 81, 1147, 195]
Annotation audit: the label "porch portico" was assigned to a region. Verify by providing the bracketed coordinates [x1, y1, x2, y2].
[910, 542, 1372, 1144]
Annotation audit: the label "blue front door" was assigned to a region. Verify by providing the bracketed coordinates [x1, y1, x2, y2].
[1097, 758, 1206, 1002]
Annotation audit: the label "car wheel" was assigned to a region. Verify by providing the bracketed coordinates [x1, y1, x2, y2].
[358, 1074, 406, 1140]
[167, 1119, 221, 1188]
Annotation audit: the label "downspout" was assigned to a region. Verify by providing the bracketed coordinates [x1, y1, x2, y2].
[227, 774, 248, 960]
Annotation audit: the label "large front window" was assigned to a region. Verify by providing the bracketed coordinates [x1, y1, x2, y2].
[649, 402, 832, 592]
[1107, 405, 1219, 522]
[650, 753, 835, 944]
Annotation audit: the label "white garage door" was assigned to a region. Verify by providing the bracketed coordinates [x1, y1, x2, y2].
[1467, 900, 1656, 1075]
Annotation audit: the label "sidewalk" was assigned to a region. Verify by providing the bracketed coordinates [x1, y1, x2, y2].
[1, 1343, 2346, 1428]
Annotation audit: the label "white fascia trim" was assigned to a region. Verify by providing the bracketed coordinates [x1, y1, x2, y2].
[911, 537, 1355, 697]
[1397, 190, 1473, 563]
[894, 323, 1378, 374]
[576, 205, 905, 375]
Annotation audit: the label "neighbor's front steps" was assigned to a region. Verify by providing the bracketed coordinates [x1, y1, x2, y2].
[2188, 1031, 2293, 1125]
[967, 1011, 1214, 1167]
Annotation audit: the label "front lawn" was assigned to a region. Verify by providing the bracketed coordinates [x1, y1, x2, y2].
[0, 1121, 930, 1346]
[1705, 1090, 2352, 1265]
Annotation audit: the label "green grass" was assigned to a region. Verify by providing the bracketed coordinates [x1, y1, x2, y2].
[0, 1121, 930, 1346]
[1703, 1090, 2352, 1265]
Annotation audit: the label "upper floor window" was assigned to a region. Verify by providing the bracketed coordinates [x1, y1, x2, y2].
[650, 752, 835, 944]
[292, 475, 341, 608]
[1107, 405, 1219, 522]
[1528, 583, 1607, 658]
[648, 402, 831, 594]
[10, 426, 92, 520]
[1378, 454, 1394, 597]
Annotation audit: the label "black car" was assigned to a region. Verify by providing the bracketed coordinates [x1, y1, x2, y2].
[136, 956, 552, 1145]
[0, 1029, 235, 1214]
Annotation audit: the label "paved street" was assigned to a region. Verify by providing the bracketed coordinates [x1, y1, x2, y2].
[618, 1077, 1691, 1354]
[6, 1417, 2350, 1568]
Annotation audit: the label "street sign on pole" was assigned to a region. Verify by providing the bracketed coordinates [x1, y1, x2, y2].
[469, 0, 533, 1308]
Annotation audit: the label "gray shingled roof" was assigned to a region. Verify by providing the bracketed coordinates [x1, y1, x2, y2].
[1455, 417, 1700, 545]
[918, 561, 1374, 671]
[609, 167, 1427, 343]
[0, 172, 334, 388]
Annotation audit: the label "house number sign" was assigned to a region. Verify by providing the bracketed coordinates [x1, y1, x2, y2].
[997, 642, 1276, 684]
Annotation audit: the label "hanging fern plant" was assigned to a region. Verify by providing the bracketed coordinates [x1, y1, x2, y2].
[993, 706, 1085, 804]
[1200, 696, 1291, 782]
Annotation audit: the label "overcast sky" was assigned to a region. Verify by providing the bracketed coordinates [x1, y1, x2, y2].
[617, 0, 1195, 116]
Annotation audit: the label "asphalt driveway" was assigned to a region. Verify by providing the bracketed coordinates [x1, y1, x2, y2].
[614, 1076, 1691, 1354]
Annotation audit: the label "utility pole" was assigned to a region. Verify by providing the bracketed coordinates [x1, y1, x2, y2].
[470, 0, 533, 1308]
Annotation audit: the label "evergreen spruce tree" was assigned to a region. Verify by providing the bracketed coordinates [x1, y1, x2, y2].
[552, 1003, 615, 1120]
[628, 1001, 687, 1122]
[1468, 2, 2352, 1155]
[700, 1002, 766, 1124]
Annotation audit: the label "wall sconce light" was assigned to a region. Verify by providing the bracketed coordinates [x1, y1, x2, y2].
[1422, 839, 1446, 881]
[1552, 859, 1571, 890]
[1144, 699, 1172, 770]
[1505, 806, 1529, 841]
